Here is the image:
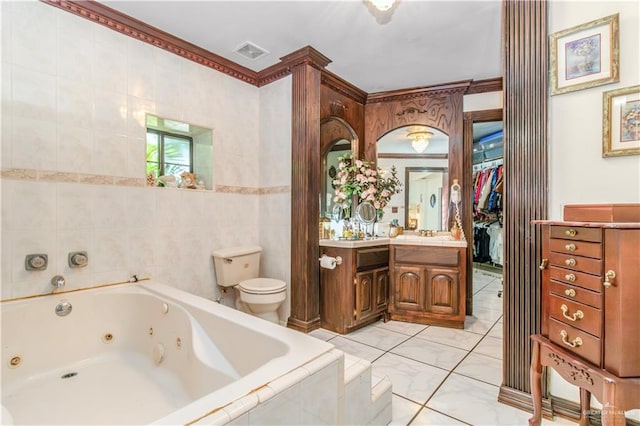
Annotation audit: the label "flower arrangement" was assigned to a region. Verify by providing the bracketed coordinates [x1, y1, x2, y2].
[333, 153, 402, 216]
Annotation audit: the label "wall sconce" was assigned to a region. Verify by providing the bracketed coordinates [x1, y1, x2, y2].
[369, 0, 396, 11]
[407, 130, 433, 153]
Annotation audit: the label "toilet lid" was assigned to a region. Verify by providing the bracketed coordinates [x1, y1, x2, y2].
[238, 278, 286, 294]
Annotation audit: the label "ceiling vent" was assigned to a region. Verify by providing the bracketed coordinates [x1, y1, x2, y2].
[234, 41, 269, 61]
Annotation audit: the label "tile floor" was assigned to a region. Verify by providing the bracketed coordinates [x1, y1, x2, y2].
[309, 268, 577, 426]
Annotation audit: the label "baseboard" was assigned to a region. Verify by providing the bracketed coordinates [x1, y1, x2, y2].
[498, 385, 553, 420]
[286, 316, 321, 333]
[498, 386, 640, 425]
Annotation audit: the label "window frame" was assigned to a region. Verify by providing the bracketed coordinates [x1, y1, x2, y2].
[146, 128, 194, 177]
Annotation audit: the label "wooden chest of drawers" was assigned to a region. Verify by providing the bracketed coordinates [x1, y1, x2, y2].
[530, 217, 640, 426]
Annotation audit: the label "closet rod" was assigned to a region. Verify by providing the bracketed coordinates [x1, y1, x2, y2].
[473, 157, 504, 172]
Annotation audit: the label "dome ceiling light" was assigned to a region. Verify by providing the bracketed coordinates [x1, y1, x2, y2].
[407, 130, 434, 153]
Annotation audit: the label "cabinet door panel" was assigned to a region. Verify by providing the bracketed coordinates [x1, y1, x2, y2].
[426, 267, 459, 315]
[374, 268, 389, 311]
[356, 271, 374, 321]
[393, 266, 425, 312]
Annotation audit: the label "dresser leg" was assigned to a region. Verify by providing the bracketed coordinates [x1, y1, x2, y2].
[601, 380, 625, 426]
[579, 388, 590, 426]
[529, 340, 543, 426]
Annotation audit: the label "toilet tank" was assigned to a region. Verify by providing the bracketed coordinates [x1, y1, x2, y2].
[212, 246, 261, 287]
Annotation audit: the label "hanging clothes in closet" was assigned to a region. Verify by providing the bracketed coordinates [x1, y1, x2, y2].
[473, 164, 503, 216]
[472, 162, 504, 266]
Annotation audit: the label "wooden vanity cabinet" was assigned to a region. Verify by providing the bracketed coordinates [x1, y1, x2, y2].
[320, 245, 389, 334]
[389, 245, 467, 328]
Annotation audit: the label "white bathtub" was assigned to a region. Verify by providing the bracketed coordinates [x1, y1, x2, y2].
[1, 282, 335, 425]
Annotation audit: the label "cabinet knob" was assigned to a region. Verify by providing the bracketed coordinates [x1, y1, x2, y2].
[564, 288, 576, 297]
[560, 330, 583, 348]
[539, 259, 548, 270]
[564, 273, 576, 282]
[560, 304, 583, 321]
[565, 243, 576, 252]
[565, 228, 577, 237]
[603, 270, 616, 289]
[565, 258, 576, 267]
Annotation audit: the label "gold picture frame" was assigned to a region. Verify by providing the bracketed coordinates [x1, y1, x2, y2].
[550, 14, 619, 96]
[603, 86, 640, 158]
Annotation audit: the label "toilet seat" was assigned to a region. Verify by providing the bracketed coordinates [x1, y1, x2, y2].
[238, 278, 286, 295]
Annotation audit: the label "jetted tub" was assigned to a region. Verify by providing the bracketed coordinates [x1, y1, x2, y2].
[1, 282, 334, 425]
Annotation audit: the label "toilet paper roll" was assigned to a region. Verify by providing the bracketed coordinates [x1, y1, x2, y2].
[319, 255, 337, 270]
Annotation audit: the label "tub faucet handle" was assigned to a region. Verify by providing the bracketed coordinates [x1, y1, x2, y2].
[51, 275, 66, 288]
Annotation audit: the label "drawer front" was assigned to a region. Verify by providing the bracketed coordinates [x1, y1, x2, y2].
[549, 266, 602, 293]
[394, 246, 459, 267]
[549, 280, 602, 309]
[548, 318, 601, 367]
[357, 247, 389, 271]
[550, 226, 602, 243]
[548, 252, 602, 275]
[548, 293, 602, 337]
[549, 238, 602, 259]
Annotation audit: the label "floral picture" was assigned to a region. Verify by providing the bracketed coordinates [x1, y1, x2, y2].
[565, 34, 601, 80]
[621, 100, 640, 143]
[603, 85, 640, 158]
[333, 153, 401, 218]
[550, 14, 618, 95]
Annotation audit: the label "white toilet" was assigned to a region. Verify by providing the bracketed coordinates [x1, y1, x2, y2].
[212, 246, 286, 324]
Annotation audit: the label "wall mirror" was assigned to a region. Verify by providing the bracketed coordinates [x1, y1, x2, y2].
[321, 117, 358, 218]
[377, 125, 449, 230]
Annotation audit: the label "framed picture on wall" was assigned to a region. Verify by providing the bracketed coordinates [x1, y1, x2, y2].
[550, 14, 619, 95]
[603, 85, 640, 158]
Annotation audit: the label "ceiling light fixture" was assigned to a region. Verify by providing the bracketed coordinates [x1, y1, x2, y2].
[369, 0, 396, 11]
[407, 130, 433, 153]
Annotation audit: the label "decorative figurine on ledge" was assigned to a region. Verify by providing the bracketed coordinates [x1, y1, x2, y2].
[179, 172, 198, 189]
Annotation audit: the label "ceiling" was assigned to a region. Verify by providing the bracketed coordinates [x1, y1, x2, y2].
[102, 0, 503, 93]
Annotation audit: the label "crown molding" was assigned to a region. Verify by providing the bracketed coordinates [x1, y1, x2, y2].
[257, 46, 332, 87]
[367, 80, 473, 104]
[467, 77, 503, 94]
[320, 71, 368, 104]
[41, 0, 259, 85]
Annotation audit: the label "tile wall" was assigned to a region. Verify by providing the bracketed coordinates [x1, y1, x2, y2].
[0, 1, 292, 316]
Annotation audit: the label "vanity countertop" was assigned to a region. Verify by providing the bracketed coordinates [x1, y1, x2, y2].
[319, 235, 467, 248]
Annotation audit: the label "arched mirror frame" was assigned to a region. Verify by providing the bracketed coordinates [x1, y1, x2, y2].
[320, 117, 359, 218]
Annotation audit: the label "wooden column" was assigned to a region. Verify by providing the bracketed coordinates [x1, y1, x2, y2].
[498, 0, 550, 414]
[286, 48, 331, 333]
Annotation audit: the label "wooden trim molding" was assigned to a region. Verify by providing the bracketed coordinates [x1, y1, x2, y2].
[502, 0, 548, 399]
[367, 80, 472, 104]
[320, 71, 368, 104]
[41, 0, 259, 85]
[467, 77, 503, 94]
[258, 46, 332, 87]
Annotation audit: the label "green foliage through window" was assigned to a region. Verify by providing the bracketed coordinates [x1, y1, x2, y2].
[146, 129, 193, 178]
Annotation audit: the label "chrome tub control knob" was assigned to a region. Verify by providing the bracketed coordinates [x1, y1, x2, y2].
[55, 300, 72, 317]
[68, 251, 88, 268]
[51, 275, 66, 288]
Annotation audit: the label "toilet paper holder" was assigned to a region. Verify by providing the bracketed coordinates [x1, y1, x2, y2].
[319, 255, 342, 265]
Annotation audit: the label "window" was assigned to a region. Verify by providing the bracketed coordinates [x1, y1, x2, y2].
[146, 129, 193, 178]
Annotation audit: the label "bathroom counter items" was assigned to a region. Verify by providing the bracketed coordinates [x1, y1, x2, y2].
[319, 235, 467, 249]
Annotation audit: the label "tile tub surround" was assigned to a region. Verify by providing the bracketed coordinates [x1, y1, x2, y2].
[0, 1, 293, 309]
[307, 269, 589, 425]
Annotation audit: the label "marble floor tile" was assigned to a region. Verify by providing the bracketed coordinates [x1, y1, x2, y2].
[389, 394, 423, 425]
[345, 325, 410, 351]
[427, 373, 531, 425]
[473, 292, 504, 312]
[473, 336, 503, 360]
[464, 316, 496, 335]
[375, 319, 429, 336]
[410, 407, 470, 425]
[416, 326, 483, 351]
[329, 335, 385, 363]
[469, 305, 503, 323]
[307, 328, 337, 342]
[453, 352, 503, 386]
[373, 353, 448, 404]
[391, 337, 468, 371]
[487, 322, 503, 339]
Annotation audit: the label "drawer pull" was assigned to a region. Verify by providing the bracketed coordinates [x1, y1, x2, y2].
[565, 243, 576, 251]
[603, 270, 616, 289]
[560, 330, 583, 348]
[565, 258, 576, 267]
[561, 304, 584, 321]
[564, 288, 576, 297]
[565, 229, 577, 237]
[564, 273, 576, 282]
[539, 259, 548, 270]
